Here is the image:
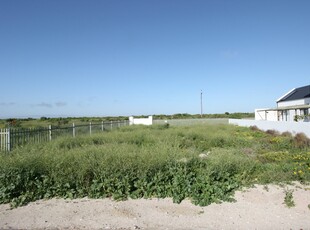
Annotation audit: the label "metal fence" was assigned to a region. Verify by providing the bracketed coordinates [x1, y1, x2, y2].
[0, 120, 129, 152]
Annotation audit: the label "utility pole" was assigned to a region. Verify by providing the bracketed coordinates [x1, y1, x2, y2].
[200, 90, 203, 118]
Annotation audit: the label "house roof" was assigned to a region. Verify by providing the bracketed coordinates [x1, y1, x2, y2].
[277, 85, 310, 103]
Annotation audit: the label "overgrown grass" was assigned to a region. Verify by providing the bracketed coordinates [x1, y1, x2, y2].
[0, 124, 309, 208]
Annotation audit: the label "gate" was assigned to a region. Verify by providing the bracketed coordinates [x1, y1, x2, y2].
[0, 129, 10, 152]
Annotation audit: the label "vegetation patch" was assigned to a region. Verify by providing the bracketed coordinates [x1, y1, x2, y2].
[0, 124, 309, 208]
[283, 189, 295, 208]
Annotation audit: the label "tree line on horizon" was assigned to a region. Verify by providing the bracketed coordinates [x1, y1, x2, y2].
[0, 112, 254, 128]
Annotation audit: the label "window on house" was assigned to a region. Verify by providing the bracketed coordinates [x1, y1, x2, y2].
[303, 109, 309, 122]
[301, 109, 309, 115]
[280, 110, 285, 121]
[284, 110, 289, 121]
[279, 111, 283, 121]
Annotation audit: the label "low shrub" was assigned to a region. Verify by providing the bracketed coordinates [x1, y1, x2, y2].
[266, 129, 280, 136]
[250, 125, 260, 131]
[1, 124, 309, 208]
[281, 131, 293, 138]
[293, 133, 310, 149]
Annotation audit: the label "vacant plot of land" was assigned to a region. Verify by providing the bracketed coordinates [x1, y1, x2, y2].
[0, 123, 310, 229]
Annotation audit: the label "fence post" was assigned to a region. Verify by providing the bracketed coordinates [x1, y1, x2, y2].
[49, 125, 52, 141]
[118, 120, 120, 128]
[7, 128, 10, 152]
[101, 121, 104, 132]
[89, 122, 92, 135]
[73, 123, 75, 137]
[110, 121, 113, 130]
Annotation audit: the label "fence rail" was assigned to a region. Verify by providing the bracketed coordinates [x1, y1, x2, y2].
[0, 120, 128, 152]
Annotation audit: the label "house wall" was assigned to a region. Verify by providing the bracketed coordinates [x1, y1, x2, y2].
[277, 98, 307, 107]
[277, 109, 310, 122]
[229, 119, 310, 138]
[257, 97, 310, 122]
[277, 110, 289, 122]
[129, 116, 153, 125]
[255, 109, 278, 121]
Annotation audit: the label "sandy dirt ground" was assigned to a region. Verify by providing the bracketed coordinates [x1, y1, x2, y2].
[1, 183, 310, 230]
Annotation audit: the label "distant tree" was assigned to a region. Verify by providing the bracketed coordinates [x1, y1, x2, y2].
[6, 118, 21, 127]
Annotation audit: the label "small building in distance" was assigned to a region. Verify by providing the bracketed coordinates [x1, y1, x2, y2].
[255, 85, 310, 122]
[129, 116, 153, 125]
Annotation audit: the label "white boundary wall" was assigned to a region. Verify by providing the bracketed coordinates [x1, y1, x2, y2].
[229, 119, 310, 138]
[255, 109, 278, 121]
[129, 116, 153, 126]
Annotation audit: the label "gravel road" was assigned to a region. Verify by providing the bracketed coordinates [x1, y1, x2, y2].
[1, 183, 310, 230]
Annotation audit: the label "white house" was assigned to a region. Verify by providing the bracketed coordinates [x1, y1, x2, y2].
[255, 85, 310, 122]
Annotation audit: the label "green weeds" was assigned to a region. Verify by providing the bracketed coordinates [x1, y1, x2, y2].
[0, 124, 309, 208]
[283, 189, 295, 208]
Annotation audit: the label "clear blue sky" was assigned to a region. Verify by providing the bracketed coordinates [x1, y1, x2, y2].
[1, 0, 309, 118]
